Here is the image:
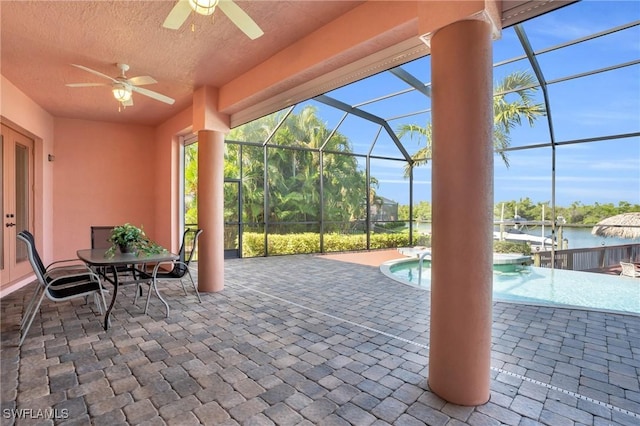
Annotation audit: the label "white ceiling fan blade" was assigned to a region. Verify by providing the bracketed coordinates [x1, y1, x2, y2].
[71, 64, 116, 82]
[131, 86, 175, 105]
[218, 0, 264, 40]
[122, 97, 134, 107]
[163, 0, 192, 30]
[66, 83, 107, 88]
[128, 76, 157, 86]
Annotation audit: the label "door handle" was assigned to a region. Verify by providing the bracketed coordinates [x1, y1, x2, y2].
[5, 223, 16, 227]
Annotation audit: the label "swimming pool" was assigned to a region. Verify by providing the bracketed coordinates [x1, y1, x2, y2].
[381, 258, 640, 315]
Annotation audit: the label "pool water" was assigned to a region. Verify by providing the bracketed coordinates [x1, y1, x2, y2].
[382, 259, 640, 315]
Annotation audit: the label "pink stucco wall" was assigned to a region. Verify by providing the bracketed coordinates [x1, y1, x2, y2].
[2, 74, 193, 290]
[1, 75, 54, 274]
[53, 119, 157, 260]
[154, 106, 194, 253]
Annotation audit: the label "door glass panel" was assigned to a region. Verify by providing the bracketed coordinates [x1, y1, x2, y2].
[184, 143, 198, 228]
[224, 224, 239, 252]
[224, 182, 239, 223]
[15, 143, 29, 262]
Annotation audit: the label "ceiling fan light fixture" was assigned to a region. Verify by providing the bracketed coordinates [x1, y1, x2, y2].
[189, 0, 219, 16]
[112, 83, 132, 102]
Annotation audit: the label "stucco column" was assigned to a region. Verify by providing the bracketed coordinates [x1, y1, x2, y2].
[428, 19, 494, 405]
[197, 129, 225, 292]
[193, 86, 228, 293]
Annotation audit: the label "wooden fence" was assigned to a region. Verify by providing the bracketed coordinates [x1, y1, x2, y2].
[532, 243, 640, 271]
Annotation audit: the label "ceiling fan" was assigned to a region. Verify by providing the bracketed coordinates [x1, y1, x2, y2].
[66, 63, 175, 108]
[163, 0, 263, 40]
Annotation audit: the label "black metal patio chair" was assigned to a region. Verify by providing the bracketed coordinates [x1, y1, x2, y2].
[135, 228, 203, 316]
[17, 230, 107, 346]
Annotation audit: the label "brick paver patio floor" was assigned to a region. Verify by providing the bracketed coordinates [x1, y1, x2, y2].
[1, 254, 639, 425]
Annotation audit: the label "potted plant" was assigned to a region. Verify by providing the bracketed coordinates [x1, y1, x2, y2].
[106, 223, 166, 257]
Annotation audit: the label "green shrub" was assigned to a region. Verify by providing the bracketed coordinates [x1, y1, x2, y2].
[369, 232, 412, 249]
[268, 233, 320, 255]
[243, 231, 535, 257]
[241, 231, 420, 257]
[415, 233, 431, 247]
[242, 232, 266, 257]
[493, 240, 531, 255]
[323, 233, 367, 252]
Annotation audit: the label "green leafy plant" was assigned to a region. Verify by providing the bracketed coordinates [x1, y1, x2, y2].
[106, 223, 166, 257]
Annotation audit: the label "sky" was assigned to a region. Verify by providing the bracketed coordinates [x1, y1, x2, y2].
[312, 0, 640, 208]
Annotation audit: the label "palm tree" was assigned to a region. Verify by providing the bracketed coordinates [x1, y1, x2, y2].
[398, 71, 546, 176]
[222, 105, 368, 229]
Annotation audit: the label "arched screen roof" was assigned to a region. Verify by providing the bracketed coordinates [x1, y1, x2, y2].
[229, 1, 639, 208]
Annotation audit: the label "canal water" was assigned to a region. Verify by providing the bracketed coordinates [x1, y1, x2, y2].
[412, 222, 640, 249]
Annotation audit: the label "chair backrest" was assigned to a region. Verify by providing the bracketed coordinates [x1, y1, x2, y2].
[91, 226, 114, 249]
[17, 230, 47, 285]
[173, 229, 203, 276]
[620, 261, 638, 277]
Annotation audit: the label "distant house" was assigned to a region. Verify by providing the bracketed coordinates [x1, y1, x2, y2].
[370, 196, 399, 222]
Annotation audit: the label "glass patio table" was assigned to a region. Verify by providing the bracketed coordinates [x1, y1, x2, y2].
[77, 248, 178, 329]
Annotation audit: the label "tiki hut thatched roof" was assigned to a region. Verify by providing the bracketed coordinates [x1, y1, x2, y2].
[591, 212, 640, 239]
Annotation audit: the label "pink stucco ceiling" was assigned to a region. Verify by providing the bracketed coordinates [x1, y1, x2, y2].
[1, 1, 366, 126]
[1, 1, 570, 127]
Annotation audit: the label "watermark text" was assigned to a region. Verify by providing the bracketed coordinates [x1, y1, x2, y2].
[2, 408, 69, 420]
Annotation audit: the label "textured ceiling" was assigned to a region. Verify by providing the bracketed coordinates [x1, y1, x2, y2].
[1, 1, 365, 126]
[1, 1, 569, 127]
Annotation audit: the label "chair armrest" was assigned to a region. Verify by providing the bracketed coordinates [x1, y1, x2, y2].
[47, 259, 93, 274]
[47, 258, 86, 268]
[44, 266, 95, 282]
[45, 270, 102, 289]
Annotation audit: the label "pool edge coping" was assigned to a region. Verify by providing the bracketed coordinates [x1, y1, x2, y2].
[380, 257, 640, 318]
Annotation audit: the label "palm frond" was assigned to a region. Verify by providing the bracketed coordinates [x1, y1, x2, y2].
[398, 71, 546, 171]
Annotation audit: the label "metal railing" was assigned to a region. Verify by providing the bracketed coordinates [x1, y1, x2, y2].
[533, 243, 640, 271]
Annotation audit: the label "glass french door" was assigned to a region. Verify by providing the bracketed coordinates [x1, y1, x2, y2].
[183, 141, 242, 258]
[1, 124, 34, 287]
